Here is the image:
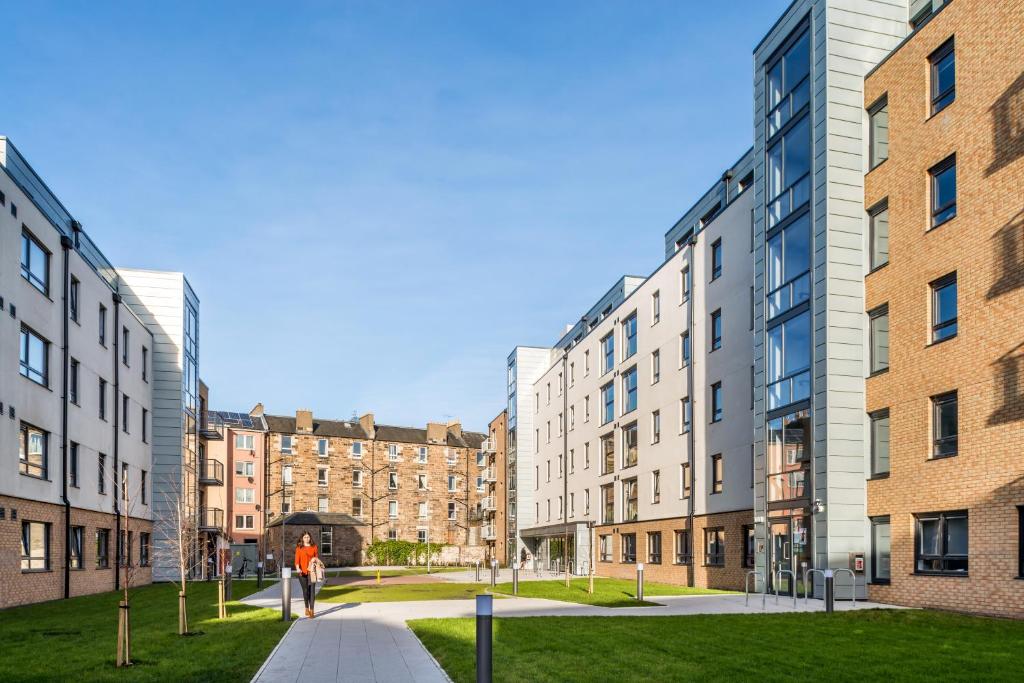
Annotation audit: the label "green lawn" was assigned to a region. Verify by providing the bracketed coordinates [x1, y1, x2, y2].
[318, 582, 494, 603]
[328, 567, 465, 578]
[0, 581, 290, 683]
[491, 578, 732, 607]
[410, 610, 1024, 683]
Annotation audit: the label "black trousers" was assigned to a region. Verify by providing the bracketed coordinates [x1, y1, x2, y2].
[298, 572, 315, 611]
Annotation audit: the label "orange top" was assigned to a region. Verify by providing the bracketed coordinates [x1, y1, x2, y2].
[295, 544, 318, 575]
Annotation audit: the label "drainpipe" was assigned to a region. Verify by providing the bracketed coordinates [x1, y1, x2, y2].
[686, 231, 698, 588]
[112, 292, 122, 591]
[60, 234, 73, 600]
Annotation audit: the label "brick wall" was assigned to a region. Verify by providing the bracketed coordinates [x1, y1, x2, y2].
[593, 508, 752, 590]
[863, 0, 1024, 618]
[268, 523, 370, 568]
[1, 495, 153, 609]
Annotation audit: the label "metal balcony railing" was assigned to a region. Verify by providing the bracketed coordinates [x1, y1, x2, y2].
[481, 496, 496, 511]
[483, 467, 497, 482]
[199, 459, 224, 486]
[199, 507, 224, 531]
[480, 438, 496, 453]
[482, 524, 497, 540]
[199, 412, 225, 440]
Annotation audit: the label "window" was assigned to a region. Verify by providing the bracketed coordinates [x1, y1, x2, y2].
[681, 397, 691, 433]
[601, 382, 615, 425]
[96, 529, 110, 569]
[710, 382, 723, 422]
[569, 406, 575, 431]
[417, 474, 428, 490]
[122, 327, 130, 366]
[931, 391, 958, 458]
[584, 488, 590, 515]
[20, 230, 50, 294]
[601, 484, 615, 524]
[870, 409, 890, 476]
[622, 424, 638, 468]
[417, 446, 427, 463]
[931, 273, 957, 342]
[599, 535, 612, 562]
[235, 434, 255, 450]
[711, 239, 723, 280]
[651, 411, 661, 445]
[352, 442, 364, 458]
[142, 408, 148, 443]
[930, 38, 955, 115]
[318, 526, 333, 554]
[70, 277, 80, 322]
[69, 358, 80, 404]
[622, 314, 637, 360]
[569, 362, 575, 386]
[417, 529, 427, 544]
[743, 526, 756, 568]
[601, 333, 615, 374]
[98, 453, 107, 494]
[681, 463, 691, 499]
[70, 442, 79, 487]
[235, 460, 255, 477]
[1018, 507, 1024, 578]
[283, 496, 292, 513]
[282, 464, 293, 485]
[584, 442, 591, 469]
[930, 155, 957, 227]
[318, 496, 329, 513]
[680, 331, 691, 367]
[19, 423, 47, 479]
[651, 291, 660, 324]
[122, 395, 130, 433]
[765, 25, 811, 228]
[142, 347, 148, 381]
[871, 516, 891, 583]
[388, 471, 398, 490]
[448, 474, 457, 492]
[766, 213, 811, 318]
[352, 498, 362, 517]
[318, 467, 330, 487]
[476, 475, 484, 491]
[711, 454, 723, 494]
[648, 532, 662, 564]
[710, 309, 722, 350]
[20, 521, 49, 571]
[869, 201, 889, 269]
[651, 350, 660, 384]
[236, 488, 255, 503]
[681, 266, 691, 302]
[141, 470, 147, 504]
[584, 349, 590, 375]
[651, 470, 661, 503]
[915, 510, 967, 574]
[869, 305, 889, 374]
[767, 309, 811, 409]
[138, 532, 150, 567]
[235, 515, 255, 529]
[621, 533, 637, 563]
[868, 96, 889, 168]
[622, 367, 637, 414]
[352, 469, 363, 487]
[280, 435, 293, 454]
[99, 305, 107, 346]
[69, 525, 85, 570]
[316, 438, 329, 457]
[388, 444, 400, 461]
[121, 530, 132, 568]
[448, 502, 457, 520]
[675, 530, 692, 564]
[705, 528, 725, 566]
[19, 327, 48, 386]
[622, 478, 638, 522]
[766, 409, 810, 503]
[388, 529, 397, 541]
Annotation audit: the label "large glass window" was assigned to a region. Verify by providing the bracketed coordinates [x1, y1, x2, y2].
[675, 529, 691, 564]
[930, 155, 957, 227]
[19, 327, 48, 386]
[711, 382, 723, 422]
[869, 201, 889, 270]
[931, 273, 957, 342]
[601, 333, 615, 374]
[601, 434, 614, 475]
[711, 239, 723, 280]
[766, 409, 810, 503]
[20, 231, 50, 295]
[915, 510, 967, 574]
[766, 213, 811, 318]
[622, 423, 638, 468]
[869, 96, 889, 168]
[19, 423, 47, 479]
[601, 382, 614, 425]
[711, 310, 722, 351]
[622, 479, 638, 522]
[930, 38, 955, 115]
[621, 533, 637, 563]
[705, 529, 725, 566]
[601, 484, 614, 523]
[711, 454, 723, 494]
[767, 115, 811, 228]
[20, 521, 49, 571]
[680, 331, 691, 367]
[870, 409, 890, 476]
[622, 367, 637, 414]
[869, 305, 889, 374]
[871, 516, 891, 583]
[622, 314, 637, 360]
[767, 310, 811, 410]
[931, 391, 958, 458]
[648, 532, 662, 564]
[766, 27, 810, 138]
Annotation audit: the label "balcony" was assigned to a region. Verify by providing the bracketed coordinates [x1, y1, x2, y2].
[199, 507, 224, 532]
[482, 524, 496, 540]
[483, 467, 497, 482]
[199, 412, 224, 440]
[199, 459, 225, 486]
[480, 438, 496, 453]
[481, 496, 496, 511]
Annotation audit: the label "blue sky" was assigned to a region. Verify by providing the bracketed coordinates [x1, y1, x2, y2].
[3, 1, 789, 430]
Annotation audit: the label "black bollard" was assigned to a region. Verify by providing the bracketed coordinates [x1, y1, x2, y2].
[825, 570, 835, 614]
[281, 568, 292, 621]
[476, 595, 493, 683]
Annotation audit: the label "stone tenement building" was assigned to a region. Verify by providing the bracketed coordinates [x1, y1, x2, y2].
[264, 410, 489, 563]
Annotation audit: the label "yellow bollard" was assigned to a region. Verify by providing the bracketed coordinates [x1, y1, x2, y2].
[376, 569, 381, 585]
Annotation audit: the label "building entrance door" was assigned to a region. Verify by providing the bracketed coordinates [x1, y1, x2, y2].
[769, 514, 810, 595]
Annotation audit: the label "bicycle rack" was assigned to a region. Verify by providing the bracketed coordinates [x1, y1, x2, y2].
[833, 568, 857, 607]
[744, 570, 765, 608]
[775, 569, 797, 608]
[804, 568, 826, 606]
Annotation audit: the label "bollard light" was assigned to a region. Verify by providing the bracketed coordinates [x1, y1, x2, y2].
[512, 564, 519, 595]
[490, 559, 498, 587]
[475, 595, 493, 683]
[824, 569, 835, 614]
[281, 568, 292, 621]
[476, 560, 481, 582]
[636, 563, 645, 602]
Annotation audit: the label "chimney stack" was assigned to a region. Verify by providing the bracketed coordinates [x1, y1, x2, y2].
[426, 422, 447, 444]
[359, 412, 375, 439]
[296, 409, 313, 434]
[446, 420, 462, 440]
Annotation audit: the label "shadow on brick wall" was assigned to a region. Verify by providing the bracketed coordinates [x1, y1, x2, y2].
[987, 208, 1024, 301]
[988, 340, 1024, 426]
[986, 71, 1024, 177]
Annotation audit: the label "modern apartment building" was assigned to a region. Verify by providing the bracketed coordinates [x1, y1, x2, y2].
[264, 410, 488, 566]
[482, 410, 507, 564]
[1, 137, 154, 608]
[860, 0, 1024, 617]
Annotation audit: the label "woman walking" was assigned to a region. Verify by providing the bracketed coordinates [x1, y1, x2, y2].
[294, 531, 321, 618]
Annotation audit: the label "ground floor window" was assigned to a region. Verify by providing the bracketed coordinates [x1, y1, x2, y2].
[417, 529, 427, 543]
[871, 516, 891, 583]
[70, 526, 84, 569]
[674, 530, 691, 565]
[388, 529, 397, 541]
[621, 533, 636, 563]
[1017, 506, 1023, 578]
[599, 534, 612, 562]
[96, 529, 110, 569]
[119, 530, 133, 566]
[705, 528, 725, 566]
[743, 525, 755, 568]
[20, 521, 49, 571]
[647, 532, 662, 564]
[139, 532, 151, 566]
[320, 526, 333, 554]
[915, 510, 967, 575]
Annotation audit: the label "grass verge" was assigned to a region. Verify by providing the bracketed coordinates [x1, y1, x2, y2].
[0, 581, 290, 683]
[410, 610, 1024, 682]
[491, 578, 731, 607]
[328, 567, 465, 578]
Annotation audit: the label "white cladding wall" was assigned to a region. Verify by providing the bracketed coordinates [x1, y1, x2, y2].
[0, 168, 152, 519]
[526, 190, 755, 535]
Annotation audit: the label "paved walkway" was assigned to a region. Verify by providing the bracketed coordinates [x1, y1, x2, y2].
[245, 578, 893, 683]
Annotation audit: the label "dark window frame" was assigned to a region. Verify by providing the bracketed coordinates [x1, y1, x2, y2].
[868, 199, 889, 271]
[710, 381, 723, 423]
[674, 529, 692, 565]
[70, 276, 80, 322]
[70, 525, 84, 570]
[19, 325, 49, 387]
[647, 531, 662, 564]
[868, 94, 889, 169]
[704, 527, 725, 566]
[931, 391, 958, 458]
[869, 304, 890, 375]
[930, 272, 958, 342]
[871, 515, 891, 584]
[711, 454, 723, 494]
[914, 510, 968, 575]
[710, 309, 723, 351]
[19, 422, 48, 480]
[929, 38, 955, 115]
[742, 525, 756, 568]
[710, 238, 723, 280]
[621, 532, 637, 564]
[20, 520, 50, 572]
[96, 529, 110, 569]
[869, 409, 890, 477]
[20, 229, 51, 296]
[930, 154, 957, 228]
